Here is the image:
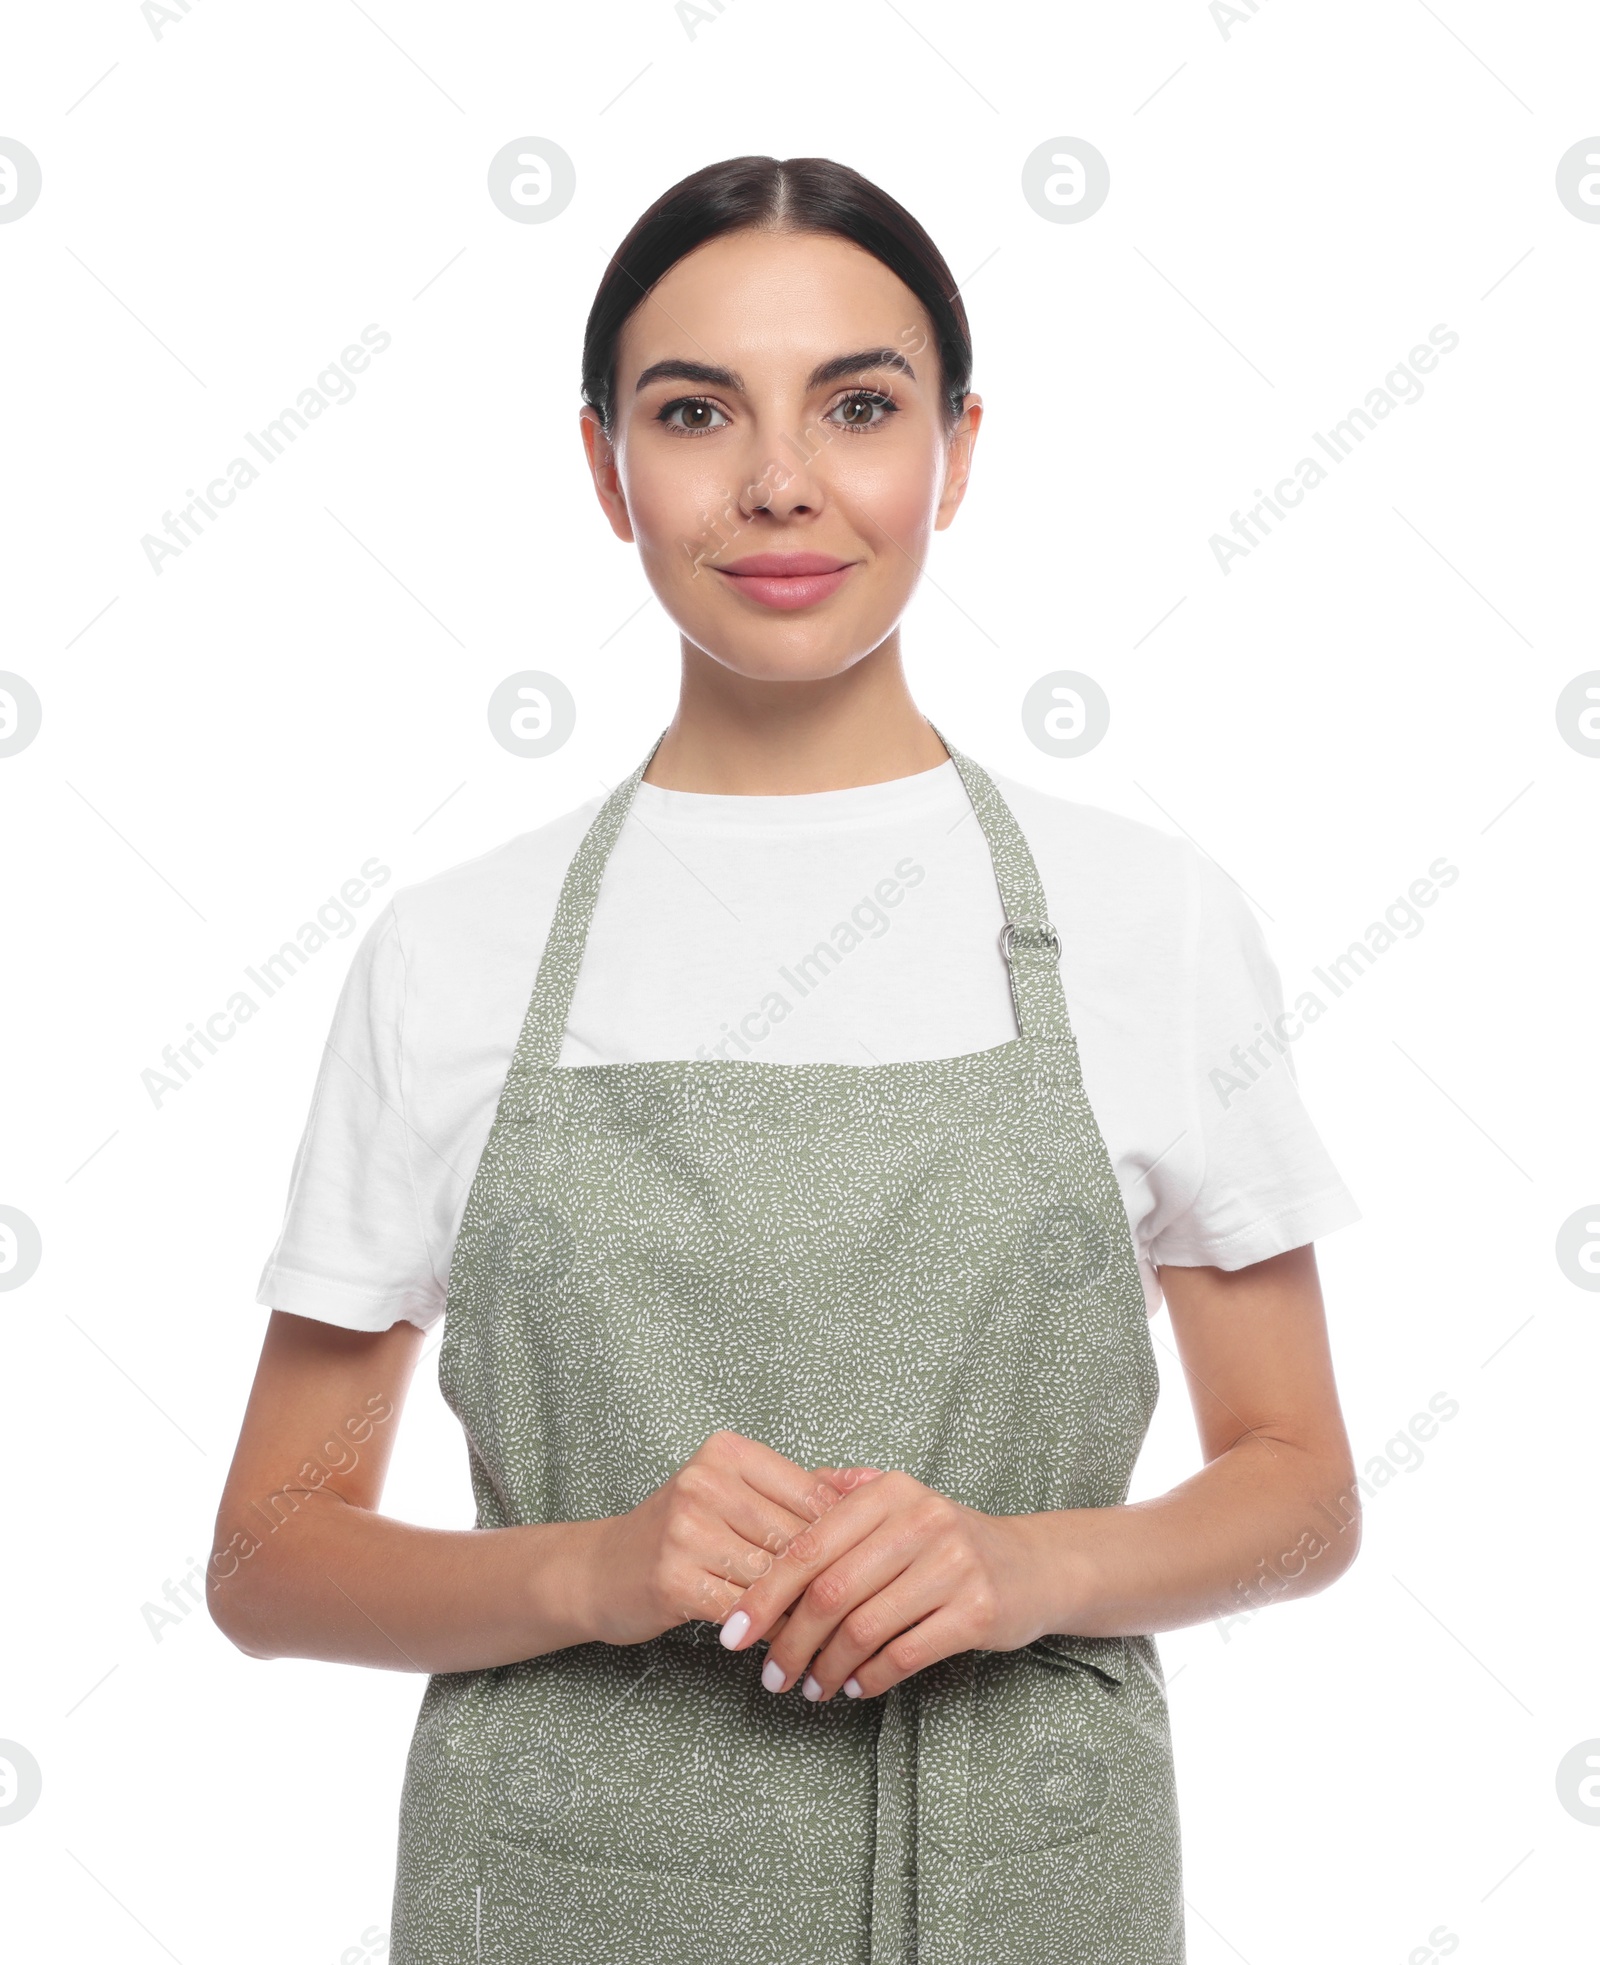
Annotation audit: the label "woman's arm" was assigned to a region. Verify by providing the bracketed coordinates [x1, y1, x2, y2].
[205, 1310, 605, 1671]
[207, 1310, 857, 1673]
[1016, 1242, 1363, 1637]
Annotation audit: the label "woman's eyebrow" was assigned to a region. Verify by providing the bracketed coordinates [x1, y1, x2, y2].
[634, 358, 740, 393]
[807, 348, 917, 388]
[633, 348, 917, 395]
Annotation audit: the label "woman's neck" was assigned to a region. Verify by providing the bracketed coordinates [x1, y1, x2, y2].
[642, 633, 951, 794]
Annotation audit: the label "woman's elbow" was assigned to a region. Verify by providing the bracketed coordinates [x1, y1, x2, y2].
[204, 1528, 287, 1660]
[1305, 1453, 1364, 1592]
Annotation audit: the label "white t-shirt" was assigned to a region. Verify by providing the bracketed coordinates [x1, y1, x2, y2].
[255, 758, 1360, 1331]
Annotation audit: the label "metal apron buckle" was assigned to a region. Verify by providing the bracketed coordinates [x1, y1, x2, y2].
[999, 919, 1062, 963]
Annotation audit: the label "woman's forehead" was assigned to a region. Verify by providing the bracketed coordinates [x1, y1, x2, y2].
[618, 231, 930, 378]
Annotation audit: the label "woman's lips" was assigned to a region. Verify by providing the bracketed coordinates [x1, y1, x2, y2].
[712, 552, 856, 611]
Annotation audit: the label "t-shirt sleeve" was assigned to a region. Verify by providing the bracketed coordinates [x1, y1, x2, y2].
[1149, 849, 1362, 1271]
[254, 899, 446, 1332]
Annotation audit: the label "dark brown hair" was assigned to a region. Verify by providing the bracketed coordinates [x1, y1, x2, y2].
[581, 155, 972, 437]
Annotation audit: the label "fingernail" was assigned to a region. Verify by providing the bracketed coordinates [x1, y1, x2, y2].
[720, 1610, 750, 1649]
[802, 1674, 823, 1701]
[762, 1658, 787, 1692]
[843, 1677, 862, 1698]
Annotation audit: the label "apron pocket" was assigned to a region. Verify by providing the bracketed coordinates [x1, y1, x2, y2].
[1023, 1630, 1127, 1687]
[475, 1642, 878, 1883]
[476, 1842, 872, 1965]
[964, 1645, 1121, 1861]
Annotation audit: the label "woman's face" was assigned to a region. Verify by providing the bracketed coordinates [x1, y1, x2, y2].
[581, 227, 981, 681]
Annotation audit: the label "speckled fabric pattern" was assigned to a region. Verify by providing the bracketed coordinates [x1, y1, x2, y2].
[389, 726, 1185, 1963]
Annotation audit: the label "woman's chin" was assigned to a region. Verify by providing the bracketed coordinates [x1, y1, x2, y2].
[665, 608, 903, 683]
[689, 638, 883, 684]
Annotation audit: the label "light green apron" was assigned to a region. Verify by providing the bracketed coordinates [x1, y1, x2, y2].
[390, 726, 1184, 1963]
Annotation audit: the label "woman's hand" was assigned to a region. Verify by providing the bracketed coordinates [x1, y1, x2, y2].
[716, 1469, 1055, 1702]
[580, 1431, 869, 1647]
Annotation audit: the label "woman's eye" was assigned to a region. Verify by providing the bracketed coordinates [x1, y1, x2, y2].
[659, 399, 729, 434]
[830, 391, 897, 430]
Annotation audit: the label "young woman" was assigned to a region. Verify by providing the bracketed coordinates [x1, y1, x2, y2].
[210, 156, 1364, 1964]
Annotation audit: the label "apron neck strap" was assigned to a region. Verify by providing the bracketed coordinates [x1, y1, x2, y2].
[508, 729, 668, 1082]
[922, 720, 1075, 1054]
[507, 720, 1077, 1078]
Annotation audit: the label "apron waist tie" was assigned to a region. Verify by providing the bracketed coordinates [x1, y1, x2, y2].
[868, 1678, 919, 1963]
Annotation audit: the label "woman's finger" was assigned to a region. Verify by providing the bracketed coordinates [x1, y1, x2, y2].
[756, 1521, 922, 1693]
[720, 1473, 899, 1650]
[827, 1603, 975, 1701]
[708, 1433, 853, 1541]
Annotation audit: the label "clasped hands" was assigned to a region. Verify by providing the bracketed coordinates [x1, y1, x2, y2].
[587, 1428, 1061, 1704]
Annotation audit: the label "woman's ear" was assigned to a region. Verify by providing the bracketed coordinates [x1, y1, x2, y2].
[579, 405, 636, 544]
[934, 394, 983, 531]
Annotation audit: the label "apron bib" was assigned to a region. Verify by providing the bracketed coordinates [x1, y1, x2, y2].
[389, 726, 1185, 1963]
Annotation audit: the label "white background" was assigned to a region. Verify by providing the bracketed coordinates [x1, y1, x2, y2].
[3, 2, 1597, 1959]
